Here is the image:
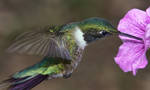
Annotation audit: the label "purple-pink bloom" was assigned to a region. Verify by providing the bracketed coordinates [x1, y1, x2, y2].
[115, 7, 150, 75]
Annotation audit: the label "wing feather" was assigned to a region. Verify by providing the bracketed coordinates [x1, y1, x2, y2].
[7, 27, 72, 60]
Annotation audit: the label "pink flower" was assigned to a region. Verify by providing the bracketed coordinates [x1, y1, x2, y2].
[115, 7, 150, 75]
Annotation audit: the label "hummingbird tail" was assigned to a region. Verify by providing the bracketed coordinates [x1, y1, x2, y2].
[0, 74, 48, 90]
[0, 79, 12, 89]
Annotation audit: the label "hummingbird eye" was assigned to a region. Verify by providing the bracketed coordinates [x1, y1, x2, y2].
[99, 30, 108, 36]
[83, 30, 109, 43]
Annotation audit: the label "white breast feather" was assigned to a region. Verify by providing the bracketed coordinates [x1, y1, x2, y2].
[73, 27, 87, 49]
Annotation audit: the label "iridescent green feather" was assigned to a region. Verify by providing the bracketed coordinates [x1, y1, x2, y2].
[79, 17, 117, 33]
[13, 57, 66, 78]
[60, 22, 79, 32]
[63, 30, 78, 57]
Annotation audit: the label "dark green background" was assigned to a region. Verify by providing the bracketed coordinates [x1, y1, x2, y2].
[0, 0, 150, 90]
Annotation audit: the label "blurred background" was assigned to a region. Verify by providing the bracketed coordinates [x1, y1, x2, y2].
[0, 0, 150, 90]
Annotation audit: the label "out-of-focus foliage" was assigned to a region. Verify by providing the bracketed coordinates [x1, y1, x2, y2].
[0, 0, 150, 90]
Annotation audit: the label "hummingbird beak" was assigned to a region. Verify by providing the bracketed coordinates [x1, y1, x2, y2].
[110, 28, 143, 40]
[115, 31, 143, 40]
[118, 31, 143, 40]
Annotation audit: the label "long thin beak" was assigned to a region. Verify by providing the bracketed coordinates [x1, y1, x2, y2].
[117, 31, 143, 40]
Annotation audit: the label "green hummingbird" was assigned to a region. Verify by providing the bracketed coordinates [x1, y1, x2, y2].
[0, 17, 142, 90]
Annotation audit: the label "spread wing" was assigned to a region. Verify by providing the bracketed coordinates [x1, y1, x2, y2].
[7, 27, 72, 60]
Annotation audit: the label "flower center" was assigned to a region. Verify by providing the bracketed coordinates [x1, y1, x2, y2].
[145, 24, 150, 49]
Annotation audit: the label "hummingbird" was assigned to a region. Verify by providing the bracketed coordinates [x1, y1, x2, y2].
[0, 17, 142, 90]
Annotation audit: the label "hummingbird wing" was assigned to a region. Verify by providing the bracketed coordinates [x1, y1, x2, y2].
[7, 26, 72, 60]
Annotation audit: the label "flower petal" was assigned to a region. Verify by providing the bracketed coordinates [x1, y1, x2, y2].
[114, 42, 148, 75]
[145, 24, 150, 49]
[146, 7, 150, 17]
[118, 9, 150, 40]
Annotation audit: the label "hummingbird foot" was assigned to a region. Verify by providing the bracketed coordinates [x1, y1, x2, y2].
[48, 74, 63, 79]
[63, 73, 72, 79]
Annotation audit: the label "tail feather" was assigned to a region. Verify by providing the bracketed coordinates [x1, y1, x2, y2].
[10, 75, 48, 90]
[0, 79, 12, 89]
[0, 75, 48, 90]
[0, 57, 65, 90]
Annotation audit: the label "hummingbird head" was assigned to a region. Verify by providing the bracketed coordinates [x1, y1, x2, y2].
[78, 17, 117, 43]
[61, 17, 142, 49]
